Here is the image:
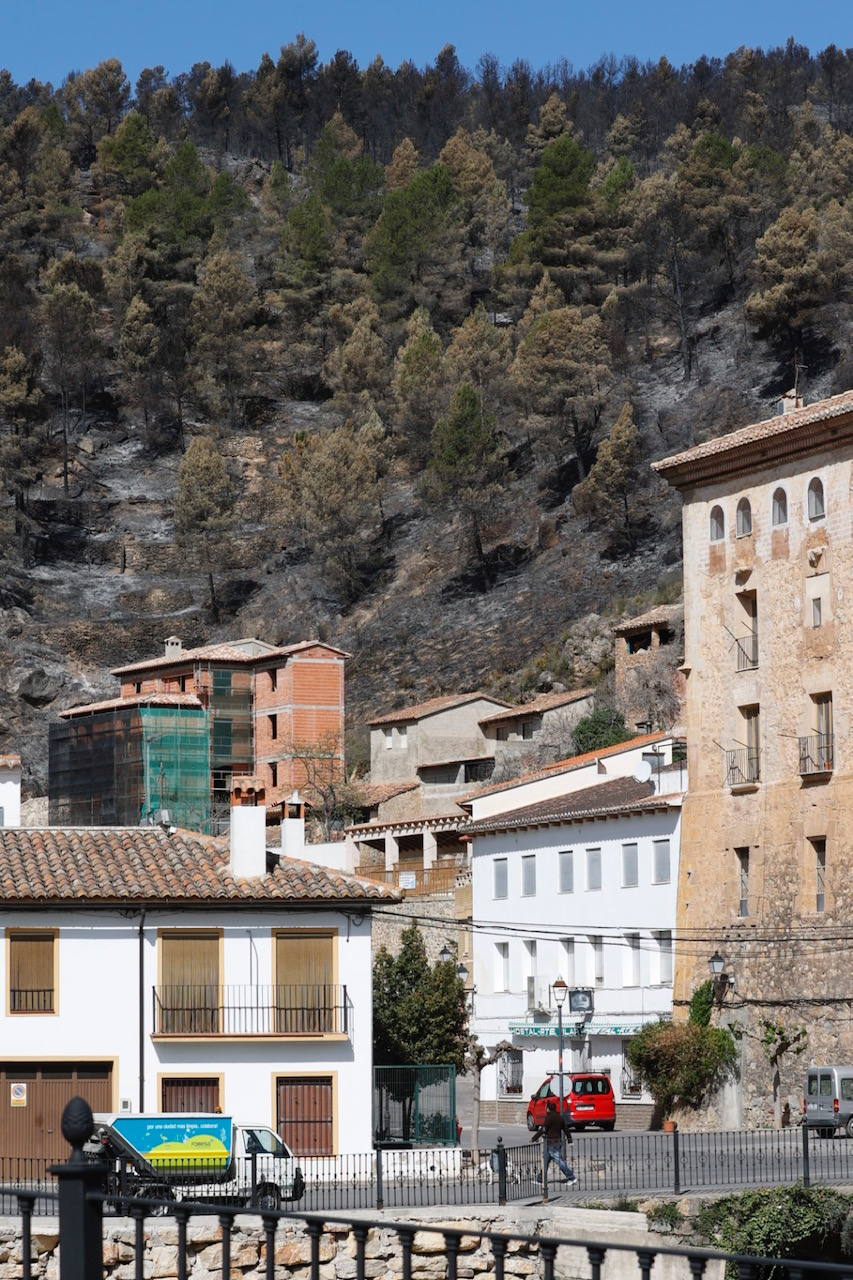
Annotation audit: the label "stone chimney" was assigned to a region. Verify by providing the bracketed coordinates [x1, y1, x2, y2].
[164, 635, 183, 658]
[780, 389, 804, 415]
[229, 777, 267, 878]
[280, 790, 306, 860]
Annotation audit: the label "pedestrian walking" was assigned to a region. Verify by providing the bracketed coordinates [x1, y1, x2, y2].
[531, 1101, 577, 1185]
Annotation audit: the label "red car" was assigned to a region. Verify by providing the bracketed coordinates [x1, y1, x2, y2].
[526, 1074, 616, 1132]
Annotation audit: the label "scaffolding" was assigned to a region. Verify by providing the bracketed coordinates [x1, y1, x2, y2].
[202, 664, 253, 833]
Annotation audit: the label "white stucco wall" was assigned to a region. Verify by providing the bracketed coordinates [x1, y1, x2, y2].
[0, 906, 373, 1153]
[0, 765, 21, 827]
[469, 802, 682, 1104]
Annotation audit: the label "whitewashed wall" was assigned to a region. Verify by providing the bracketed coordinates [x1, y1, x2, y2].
[0, 764, 21, 827]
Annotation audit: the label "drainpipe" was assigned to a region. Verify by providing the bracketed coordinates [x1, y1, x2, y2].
[138, 910, 146, 1112]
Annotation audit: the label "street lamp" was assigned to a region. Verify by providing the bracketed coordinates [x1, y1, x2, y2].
[456, 961, 469, 986]
[553, 977, 568, 1119]
[439, 944, 453, 965]
[708, 951, 734, 1002]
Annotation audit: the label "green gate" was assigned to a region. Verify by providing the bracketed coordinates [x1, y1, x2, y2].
[373, 1065, 457, 1146]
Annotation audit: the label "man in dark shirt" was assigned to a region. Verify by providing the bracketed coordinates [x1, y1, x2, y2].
[532, 1101, 577, 1185]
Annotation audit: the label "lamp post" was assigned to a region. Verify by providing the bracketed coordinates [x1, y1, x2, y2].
[553, 977, 568, 1118]
[708, 950, 734, 1003]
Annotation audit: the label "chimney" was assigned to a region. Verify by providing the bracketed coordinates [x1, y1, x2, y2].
[281, 790, 306, 860]
[780, 389, 803, 415]
[229, 777, 267, 878]
[164, 635, 183, 658]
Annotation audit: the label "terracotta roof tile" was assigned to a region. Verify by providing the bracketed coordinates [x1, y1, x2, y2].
[0, 828, 400, 904]
[461, 731, 670, 802]
[368, 692, 512, 727]
[59, 693, 204, 719]
[464, 776, 672, 834]
[478, 688, 595, 725]
[614, 605, 683, 636]
[112, 639, 348, 676]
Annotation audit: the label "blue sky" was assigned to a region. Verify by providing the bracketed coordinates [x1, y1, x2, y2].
[4, 0, 850, 88]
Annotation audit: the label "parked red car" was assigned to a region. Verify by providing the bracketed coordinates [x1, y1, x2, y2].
[526, 1074, 616, 1132]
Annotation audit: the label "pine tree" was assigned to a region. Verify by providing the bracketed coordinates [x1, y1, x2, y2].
[174, 434, 236, 620]
[40, 279, 100, 493]
[118, 295, 161, 443]
[385, 138, 419, 189]
[573, 402, 643, 549]
[444, 305, 510, 417]
[0, 346, 42, 561]
[390, 307, 446, 459]
[190, 249, 255, 426]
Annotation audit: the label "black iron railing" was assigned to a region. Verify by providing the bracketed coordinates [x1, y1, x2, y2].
[735, 632, 758, 670]
[725, 747, 760, 786]
[799, 733, 835, 775]
[152, 984, 351, 1035]
[10, 987, 54, 1012]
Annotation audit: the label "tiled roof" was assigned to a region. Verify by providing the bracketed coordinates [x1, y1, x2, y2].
[368, 692, 512, 727]
[614, 604, 683, 636]
[112, 639, 348, 676]
[59, 693, 204, 719]
[465, 776, 673, 834]
[478, 688, 595, 725]
[653, 390, 853, 483]
[461, 731, 670, 802]
[353, 782, 420, 806]
[0, 754, 21, 768]
[0, 827, 400, 904]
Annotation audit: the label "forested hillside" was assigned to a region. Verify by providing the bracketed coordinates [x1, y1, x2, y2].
[0, 39, 852, 794]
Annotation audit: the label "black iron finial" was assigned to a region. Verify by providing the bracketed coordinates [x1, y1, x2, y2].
[61, 1096, 94, 1164]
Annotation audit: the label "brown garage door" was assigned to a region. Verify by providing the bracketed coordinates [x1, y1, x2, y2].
[0, 1063, 112, 1159]
[277, 1076, 333, 1156]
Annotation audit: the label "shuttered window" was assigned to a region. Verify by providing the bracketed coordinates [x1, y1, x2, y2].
[9, 933, 55, 1013]
[161, 1077, 221, 1112]
[275, 933, 335, 1033]
[160, 933, 220, 1033]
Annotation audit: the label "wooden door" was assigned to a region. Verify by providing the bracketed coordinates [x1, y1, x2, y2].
[0, 1063, 112, 1160]
[161, 1077, 220, 1112]
[275, 933, 334, 1033]
[277, 1076, 333, 1156]
[160, 933, 220, 1033]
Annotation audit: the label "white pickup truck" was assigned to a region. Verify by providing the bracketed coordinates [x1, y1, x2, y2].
[90, 1113, 305, 1211]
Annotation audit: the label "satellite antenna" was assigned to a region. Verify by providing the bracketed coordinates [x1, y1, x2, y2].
[633, 760, 653, 784]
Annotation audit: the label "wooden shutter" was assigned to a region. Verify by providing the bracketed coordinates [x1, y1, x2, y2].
[161, 1077, 220, 1112]
[275, 933, 334, 1033]
[160, 934, 220, 1033]
[9, 934, 55, 1013]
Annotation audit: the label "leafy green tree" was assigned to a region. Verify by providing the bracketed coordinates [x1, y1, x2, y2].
[571, 705, 631, 755]
[96, 111, 160, 198]
[125, 141, 212, 248]
[174, 434, 236, 620]
[373, 924, 467, 1070]
[627, 1020, 737, 1120]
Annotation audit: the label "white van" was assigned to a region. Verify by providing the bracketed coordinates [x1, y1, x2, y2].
[804, 1066, 853, 1137]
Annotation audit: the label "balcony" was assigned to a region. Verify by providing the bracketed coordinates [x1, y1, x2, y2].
[10, 988, 54, 1013]
[799, 733, 834, 777]
[152, 984, 351, 1038]
[354, 864, 465, 896]
[725, 747, 760, 788]
[735, 632, 758, 671]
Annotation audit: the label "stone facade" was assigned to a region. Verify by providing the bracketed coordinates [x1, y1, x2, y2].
[654, 390, 853, 1128]
[613, 607, 685, 733]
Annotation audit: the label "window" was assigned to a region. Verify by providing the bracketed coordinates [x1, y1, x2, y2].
[494, 942, 509, 991]
[498, 1048, 524, 1095]
[586, 848, 602, 891]
[815, 693, 833, 744]
[397, 726, 407, 749]
[179, 675, 188, 692]
[521, 855, 536, 897]
[812, 838, 826, 913]
[524, 940, 537, 980]
[275, 931, 335, 1033]
[269, 669, 278, 692]
[268, 714, 278, 741]
[736, 590, 758, 670]
[627, 631, 652, 653]
[159, 932, 220, 1033]
[161, 1077, 221, 1113]
[808, 477, 825, 520]
[464, 759, 494, 783]
[813, 597, 823, 628]
[655, 931, 673, 984]
[493, 858, 508, 899]
[384, 728, 393, 750]
[134, 681, 142, 694]
[521, 720, 535, 741]
[653, 839, 671, 884]
[736, 848, 750, 917]
[590, 935, 604, 986]
[772, 488, 788, 525]
[560, 937, 575, 986]
[496, 726, 508, 742]
[558, 850, 574, 894]
[270, 762, 278, 788]
[622, 843, 638, 888]
[624, 933, 641, 987]
[736, 497, 752, 537]
[710, 505, 725, 541]
[9, 931, 56, 1013]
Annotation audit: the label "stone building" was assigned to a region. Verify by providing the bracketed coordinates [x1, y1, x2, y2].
[614, 606, 685, 733]
[654, 388, 853, 1128]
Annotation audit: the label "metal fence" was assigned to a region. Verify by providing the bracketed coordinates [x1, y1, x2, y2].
[9, 1100, 853, 1280]
[374, 1064, 457, 1145]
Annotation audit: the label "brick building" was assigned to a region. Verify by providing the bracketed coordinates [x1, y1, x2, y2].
[654, 388, 853, 1127]
[49, 637, 346, 832]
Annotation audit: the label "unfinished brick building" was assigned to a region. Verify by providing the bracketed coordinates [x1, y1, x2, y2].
[48, 637, 347, 832]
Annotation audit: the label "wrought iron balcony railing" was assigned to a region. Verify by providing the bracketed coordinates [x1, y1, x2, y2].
[735, 631, 758, 670]
[9, 988, 54, 1013]
[152, 983, 351, 1036]
[799, 733, 834, 776]
[725, 747, 760, 787]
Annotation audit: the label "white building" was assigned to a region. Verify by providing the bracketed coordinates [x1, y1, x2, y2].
[0, 753, 21, 827]
[0, 789, 396, 1159]
[465, 736, 685, 1125]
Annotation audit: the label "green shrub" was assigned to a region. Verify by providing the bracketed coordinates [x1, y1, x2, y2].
[689, 979, 714, 1027]
[646, 1201, 682, 1232]
[627, 1020, 736, 1116]
[695, 1185, 851, 1265]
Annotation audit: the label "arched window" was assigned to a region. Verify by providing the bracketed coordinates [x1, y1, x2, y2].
[710, 505, 725, 541]
[808, 477, 825, 521]
[736, 498, 752, 537]
[771, 487, 788, 526]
